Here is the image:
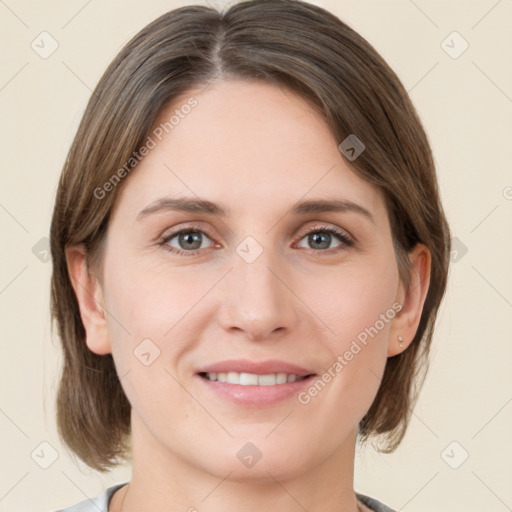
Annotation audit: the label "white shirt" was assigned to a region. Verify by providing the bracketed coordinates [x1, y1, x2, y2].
[52, 483, 127, 512]
[52, 483, 396, 512]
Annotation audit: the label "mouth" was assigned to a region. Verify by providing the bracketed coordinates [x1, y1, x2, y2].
[195, 359, 317, 407]
[198, 371, 315, 385]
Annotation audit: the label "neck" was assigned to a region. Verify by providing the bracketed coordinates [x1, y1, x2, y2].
[113, 415, 362, 512]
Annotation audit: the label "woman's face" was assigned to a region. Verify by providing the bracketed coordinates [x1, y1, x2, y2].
[92, 79, 410, 480]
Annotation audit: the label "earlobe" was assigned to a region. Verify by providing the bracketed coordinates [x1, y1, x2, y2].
[388, 243, 431, 357]
[65, 245, 112, 355]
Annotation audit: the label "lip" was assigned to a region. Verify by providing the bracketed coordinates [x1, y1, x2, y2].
[196, 359, 316, 407]
[196, 358, 314, 377]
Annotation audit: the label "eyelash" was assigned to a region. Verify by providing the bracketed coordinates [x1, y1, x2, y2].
[158, 223, 354, 257]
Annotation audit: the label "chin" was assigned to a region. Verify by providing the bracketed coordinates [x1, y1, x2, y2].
[193, 434, 318, 484]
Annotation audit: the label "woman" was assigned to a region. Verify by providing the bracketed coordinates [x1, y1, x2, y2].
[49, 1, 450, 511]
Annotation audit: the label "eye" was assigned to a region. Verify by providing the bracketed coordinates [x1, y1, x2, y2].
[158, 223, 354, 257]
[159, 228, 215, 256]
[296, 224, 354, 252]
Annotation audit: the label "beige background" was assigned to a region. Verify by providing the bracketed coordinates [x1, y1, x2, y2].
[1, 0, 511, 511]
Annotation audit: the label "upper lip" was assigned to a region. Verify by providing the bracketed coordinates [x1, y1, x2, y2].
[197, 359, 315, 377]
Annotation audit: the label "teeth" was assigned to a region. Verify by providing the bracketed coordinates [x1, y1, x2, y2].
[204, 372, 304, 385]
[275, 373, 288, 384]
[258, 374, 277, 385]
[239, 372, 258, 385]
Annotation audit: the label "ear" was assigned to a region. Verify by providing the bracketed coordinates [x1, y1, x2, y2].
[388, 243, 431, 357]
[65, 245, 111, 355]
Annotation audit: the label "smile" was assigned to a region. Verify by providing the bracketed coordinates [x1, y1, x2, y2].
[199, 371, 311, 385]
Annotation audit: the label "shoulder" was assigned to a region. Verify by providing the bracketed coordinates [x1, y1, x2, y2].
[49, 483, 128, 512]
[356, 492, 397, 512]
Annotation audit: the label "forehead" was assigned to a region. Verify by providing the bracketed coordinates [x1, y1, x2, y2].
[113, 78, 384, 221]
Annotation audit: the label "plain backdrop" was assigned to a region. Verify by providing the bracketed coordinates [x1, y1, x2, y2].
[0, 1, 511, 511]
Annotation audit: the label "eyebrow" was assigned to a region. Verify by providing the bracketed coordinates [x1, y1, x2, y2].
[136, 197, 374, 224]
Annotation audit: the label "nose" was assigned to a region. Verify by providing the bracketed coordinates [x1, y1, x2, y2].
[217, 246, 300, 342]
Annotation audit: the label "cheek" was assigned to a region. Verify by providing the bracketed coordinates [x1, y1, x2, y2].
[99, 254, 214, 403]
[295, 253, 399, 412]
[103, 254, 205, 340]
[299, 252, 399, 344]
[99, 258, 200, 424]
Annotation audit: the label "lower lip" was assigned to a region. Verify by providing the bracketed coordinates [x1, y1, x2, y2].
[197, 375, 315, 407]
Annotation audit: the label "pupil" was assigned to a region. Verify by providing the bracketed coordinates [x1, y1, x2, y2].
[180, 232, 201, 250]
[311, 232, 329, 249]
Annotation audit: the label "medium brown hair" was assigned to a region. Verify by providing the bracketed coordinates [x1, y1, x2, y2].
[50, 0, 450, 471]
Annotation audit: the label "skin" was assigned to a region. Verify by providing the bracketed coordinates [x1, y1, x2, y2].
[67, 79, 430, 512]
